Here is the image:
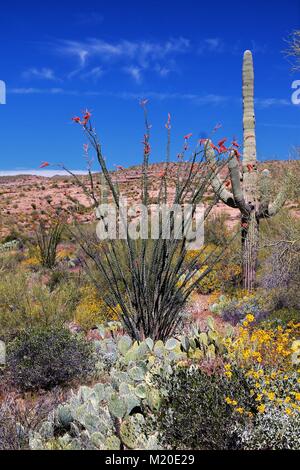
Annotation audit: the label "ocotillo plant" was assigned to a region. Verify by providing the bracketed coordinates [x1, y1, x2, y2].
[35, 220, 64, 269]
[205, 50, 287, 291]
[69, 107, 237, 341]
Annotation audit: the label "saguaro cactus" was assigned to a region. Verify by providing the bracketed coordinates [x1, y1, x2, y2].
[206, 50, 287, 291]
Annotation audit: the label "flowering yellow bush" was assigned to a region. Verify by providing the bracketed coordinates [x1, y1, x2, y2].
[57, 247, 75, 260]
[75, 286, 117, 331]
[21, 255, 40, 268]
[184, 247, 242, 294]
[223, 316, 300, 417]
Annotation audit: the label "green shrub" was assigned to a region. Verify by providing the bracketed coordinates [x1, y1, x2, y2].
[152, 365, 253, 450]
[235, 406, 300, 450]
[261, 308, 300, 328]
[0, 273, 79, 341]
[7, 326, 95, 391]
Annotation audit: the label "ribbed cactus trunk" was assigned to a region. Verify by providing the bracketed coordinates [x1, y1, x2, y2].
[205, 50, 287, 293]
[242, 50, 259, 291]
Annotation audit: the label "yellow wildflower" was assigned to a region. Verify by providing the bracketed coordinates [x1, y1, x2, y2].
[235, 407, 244, 414]
[245, 314, 255, 323]
[257, 404, 266, 413]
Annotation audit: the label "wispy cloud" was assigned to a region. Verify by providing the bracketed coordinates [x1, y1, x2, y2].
[56, 37, 190, 65]
[10, 87, 77, 95]
[22, 67, 59, 81]
[198, 37, 224, 54]
[123, 66, 143, 83]
[8, 87, 228, 106]
[197, 38, 268, 56]
[255, 97, 291, 108]
[79, 66, 104, 81]
[10, 87, 290, 110]
[53, 37, 190, 81]
[259, 122, 300, 129]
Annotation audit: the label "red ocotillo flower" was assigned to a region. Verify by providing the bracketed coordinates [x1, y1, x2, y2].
[199, 138, 208, 146]
[210, 142, 220, 152]
[83, 109, 91, 121]
[218, 138, 227, 147]
[142, 135, 151, 155]
[247, 164, 254, 172]
[39, 161, 50, 168]
[72, 116, 81, 124]
[219, 145, 228, 153]
[184, 133, 193, 140]
[232, 140, 240, 148]
[165, 113, 171, 130]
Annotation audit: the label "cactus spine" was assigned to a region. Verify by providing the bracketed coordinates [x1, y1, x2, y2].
[206, 50, 287, 291]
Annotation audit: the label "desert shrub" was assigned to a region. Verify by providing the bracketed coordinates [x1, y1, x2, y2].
[35, 221, 64, 269]
[0, 251, 24, 272]
[224, 317, 300, 418]
[74, 285, 117, 331]
[46, 269, 69, 291]
[0, 273, 79, 341]
[0, 390, 64, 450]
[259, 213, 300, 311]
[6, 326, 95, 391]
[210, 293, 267, 325]
[234, 406, 300, 450]
[2, 228, 22, 243]
[204, 213, 230, 246]
[152, 365, 252, 450]
[184, 243, 242, 295]
[263, 308, 300, 327]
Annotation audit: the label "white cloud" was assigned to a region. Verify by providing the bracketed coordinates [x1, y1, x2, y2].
[54, 37, 190, 81]
[22, 67, 59, 81]
[56, 38, 188, 65]
[123, 66, 143, 83]
[259, 122, 300, 129]
[8, 87, 228, 106]
[255, 97, 291, 108]
[80, 66, 104, 81]
[9, 87, 77, 95]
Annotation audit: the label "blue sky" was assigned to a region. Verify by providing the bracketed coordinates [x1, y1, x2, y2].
[0, 0, 300, 172]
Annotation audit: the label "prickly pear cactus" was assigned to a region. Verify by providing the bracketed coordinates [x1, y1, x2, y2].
[29, 320, 232, 450]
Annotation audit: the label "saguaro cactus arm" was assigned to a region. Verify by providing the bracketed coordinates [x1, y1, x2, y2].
[267, 189, 288, 216]
[228, 153, 251, 215]
[258, 184, 288, 218]
[205, 145, 237, 208]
